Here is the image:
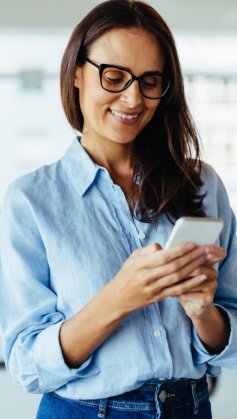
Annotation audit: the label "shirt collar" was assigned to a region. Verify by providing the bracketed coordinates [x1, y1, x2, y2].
[61, 136, 140, 196]
[61, 137, 103, 196]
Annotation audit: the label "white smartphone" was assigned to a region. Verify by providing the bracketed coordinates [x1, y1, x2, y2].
[165, 216, 224, 249]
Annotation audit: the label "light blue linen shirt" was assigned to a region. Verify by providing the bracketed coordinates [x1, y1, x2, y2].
[0, 137, 237, 399]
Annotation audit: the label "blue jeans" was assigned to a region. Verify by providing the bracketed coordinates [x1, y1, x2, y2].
[36, 375, 212, 418]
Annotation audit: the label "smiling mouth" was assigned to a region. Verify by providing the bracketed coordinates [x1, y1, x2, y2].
[110, 109, 141, 120]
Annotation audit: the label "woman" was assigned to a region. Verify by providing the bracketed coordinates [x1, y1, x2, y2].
[0, 1, 237, 418]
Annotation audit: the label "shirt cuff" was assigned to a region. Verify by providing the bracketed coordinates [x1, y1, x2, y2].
[33, 320, 100, 393]
[192, 305, 237, 368]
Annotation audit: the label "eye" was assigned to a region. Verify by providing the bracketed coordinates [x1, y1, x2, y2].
[141, 75, 162, 89]
[103, 69, 127, 85]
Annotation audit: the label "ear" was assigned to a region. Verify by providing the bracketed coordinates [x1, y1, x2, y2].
[74, 66, 81, 89]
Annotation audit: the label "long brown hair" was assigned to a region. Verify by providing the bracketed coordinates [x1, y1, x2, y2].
[60, 0, 206, 224]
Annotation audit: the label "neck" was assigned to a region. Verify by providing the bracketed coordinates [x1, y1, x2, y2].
[80, 135, 134, 177]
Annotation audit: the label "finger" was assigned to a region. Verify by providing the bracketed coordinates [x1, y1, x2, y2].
[204, 245, 226, 260]
[180, 277, 217, 292]
[174, 279, 216, 298]
[147, 248, 206, 283]
[187, 265, 217, 279]
[131, 242, 162, 257]
[149, 254, 207, 292]
[183, 278, 208, 293]
[157, 275, 208, 299]
[205, 254, 225, 267]
[143, 242, 203, 269]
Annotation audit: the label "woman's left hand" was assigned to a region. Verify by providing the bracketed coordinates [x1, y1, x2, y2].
[177, 245, 226, 320]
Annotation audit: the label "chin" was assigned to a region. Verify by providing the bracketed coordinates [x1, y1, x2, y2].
[112, 135, 137, 144]
[110, 129, 140, 144]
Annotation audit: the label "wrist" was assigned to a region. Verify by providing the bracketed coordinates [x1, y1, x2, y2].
[190, 304, 215, 323]
[101, 279, 131, 321]
[191, 304, 230, 353]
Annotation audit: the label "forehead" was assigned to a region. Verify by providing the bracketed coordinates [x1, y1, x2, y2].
[88, 27, 164, 71]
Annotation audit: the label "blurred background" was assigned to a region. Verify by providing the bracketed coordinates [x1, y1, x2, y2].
[0, 1, 236, 417]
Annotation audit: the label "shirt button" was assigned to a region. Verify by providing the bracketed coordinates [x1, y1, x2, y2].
[138, 232, 145, 240]
[153, 330, 161, 338]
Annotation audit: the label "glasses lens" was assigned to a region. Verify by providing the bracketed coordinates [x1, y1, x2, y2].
[101, 66, 169, 98]
[102, 67, 131, 92]
[140, 74, 166, 99]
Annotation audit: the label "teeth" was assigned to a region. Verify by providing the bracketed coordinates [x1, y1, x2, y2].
[111, 110, 139, 120]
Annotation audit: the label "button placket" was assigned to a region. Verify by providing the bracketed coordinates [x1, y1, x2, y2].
[106, 183, 133, 253]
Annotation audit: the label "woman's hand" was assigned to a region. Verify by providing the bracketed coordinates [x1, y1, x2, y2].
[177, 245, 226, 320]
[110, 242, 208, 315]
[176, 245, 229, 353]
[177, 265, 218, 320]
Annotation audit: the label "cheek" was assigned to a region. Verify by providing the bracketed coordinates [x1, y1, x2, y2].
[145, 101, 160, 121]
[149, 99, 160, 111]
[81, 83, 114, 111]
[80, 89, 114, 130]
[79, 88, 98, 120]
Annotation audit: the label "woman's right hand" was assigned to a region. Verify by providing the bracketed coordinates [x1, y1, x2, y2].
[110, 242, 207, 315]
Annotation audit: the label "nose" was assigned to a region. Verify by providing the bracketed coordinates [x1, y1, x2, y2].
[120, 80, 143, 108]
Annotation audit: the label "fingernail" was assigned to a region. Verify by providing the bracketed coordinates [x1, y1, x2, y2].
[211, 258, 220, 263]
[185, 242, 196, 250]
[199, 275, 207, 281]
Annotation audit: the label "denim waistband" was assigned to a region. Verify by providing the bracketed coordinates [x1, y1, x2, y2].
[140, 374, 207, 392]
[51, 374, 209, 418]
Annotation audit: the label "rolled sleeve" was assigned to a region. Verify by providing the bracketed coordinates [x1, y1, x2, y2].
[192, 306, 237, 368]
[0, 180, 99, 394]
[192, 165, 237, 369]
[28, 321, 97, 393]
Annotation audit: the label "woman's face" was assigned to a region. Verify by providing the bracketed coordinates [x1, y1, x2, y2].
[74, 27, 165, 147]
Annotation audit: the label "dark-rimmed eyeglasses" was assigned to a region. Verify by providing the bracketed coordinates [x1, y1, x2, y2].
[85, 58, 170, 100]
